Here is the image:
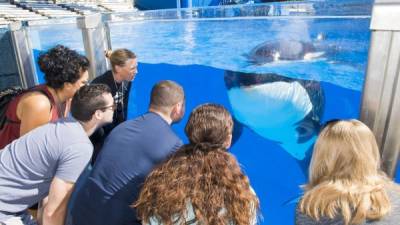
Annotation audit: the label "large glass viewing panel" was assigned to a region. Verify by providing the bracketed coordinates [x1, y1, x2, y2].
[0, 26, 20, 90]
[24, 19, 84, 83]
[108, 1, 373, 224]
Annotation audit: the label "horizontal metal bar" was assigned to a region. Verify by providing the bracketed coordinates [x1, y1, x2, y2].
[25, 16, 77, 26]
[370, 2, 400, 31]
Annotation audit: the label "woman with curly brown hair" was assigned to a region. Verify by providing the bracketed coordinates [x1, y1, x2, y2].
[0, 45, 89, 149]
[135, 103, 259, 225]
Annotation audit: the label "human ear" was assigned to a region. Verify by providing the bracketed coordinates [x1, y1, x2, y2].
[63, 82, 74, 91]
[223, 134, 233, 150]
[170, 102, 183, 122]
[94, 110, 103, 120]
[170, 104, 179, 119]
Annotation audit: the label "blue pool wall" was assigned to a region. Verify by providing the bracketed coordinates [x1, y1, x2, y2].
[125, 62, 364, 224]
[29, 46, 398, 225]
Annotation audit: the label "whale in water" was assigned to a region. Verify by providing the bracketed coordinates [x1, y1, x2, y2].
[224, 71, 324, 164]
[246, 39, 325, 64]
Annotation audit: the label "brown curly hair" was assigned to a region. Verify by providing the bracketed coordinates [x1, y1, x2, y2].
[134, 103, 259, 225]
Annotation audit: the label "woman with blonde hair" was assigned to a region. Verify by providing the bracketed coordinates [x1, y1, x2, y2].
[90, 48, 137, 161]
[296, 119, 400, 225]
[135, 103, 259, 225]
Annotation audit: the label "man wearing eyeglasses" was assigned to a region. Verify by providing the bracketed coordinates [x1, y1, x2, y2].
[0, 84, 114, 225]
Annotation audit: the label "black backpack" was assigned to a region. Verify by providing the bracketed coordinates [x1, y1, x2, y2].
[0, 86, 51, 130]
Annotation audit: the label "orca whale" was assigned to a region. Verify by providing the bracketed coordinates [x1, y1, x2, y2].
[224, 71, 324, 166]
[246, 40, 325, 64]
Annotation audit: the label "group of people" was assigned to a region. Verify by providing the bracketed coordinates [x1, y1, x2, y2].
[0, 45, 399, 225]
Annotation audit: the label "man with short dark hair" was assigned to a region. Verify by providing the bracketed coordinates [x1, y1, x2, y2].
[69, 80, 185, 225]
[0, 84, 114, 225]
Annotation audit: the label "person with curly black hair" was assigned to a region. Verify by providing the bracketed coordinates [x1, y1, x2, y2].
[0, 45, 90, 149]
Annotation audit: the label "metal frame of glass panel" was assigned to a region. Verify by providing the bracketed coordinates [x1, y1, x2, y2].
[77, 13, 110, 80]
[361, 0, 400, 178]
[9, 21, 37, 88]
[9, 18, 80, 87]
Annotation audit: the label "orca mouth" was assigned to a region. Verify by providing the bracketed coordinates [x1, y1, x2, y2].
[224, 70, 325, 143]
[224, 70, 295, 90]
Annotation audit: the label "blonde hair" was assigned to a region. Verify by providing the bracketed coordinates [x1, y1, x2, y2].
[105, 49, 136, 71]
[299, 119, 392, 225]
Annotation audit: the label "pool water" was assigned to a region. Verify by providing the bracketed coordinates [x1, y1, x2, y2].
[111, 18, 370, 90]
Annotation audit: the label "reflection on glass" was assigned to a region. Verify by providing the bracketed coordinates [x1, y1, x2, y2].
[27, 24, 84, 83]
[0, 28, 20, 89]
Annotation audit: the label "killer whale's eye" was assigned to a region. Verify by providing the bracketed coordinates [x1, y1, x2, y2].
[296, 118, 319, 143]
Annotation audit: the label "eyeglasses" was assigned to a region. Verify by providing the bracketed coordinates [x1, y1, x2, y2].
[98, 103, 117, 111]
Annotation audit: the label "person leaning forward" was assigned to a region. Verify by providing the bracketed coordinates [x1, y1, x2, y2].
[0, 45, 90, 149]
[89, 49, 138, 163]
[68, 80, 185, 225]
[0, 84, 114, 225]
